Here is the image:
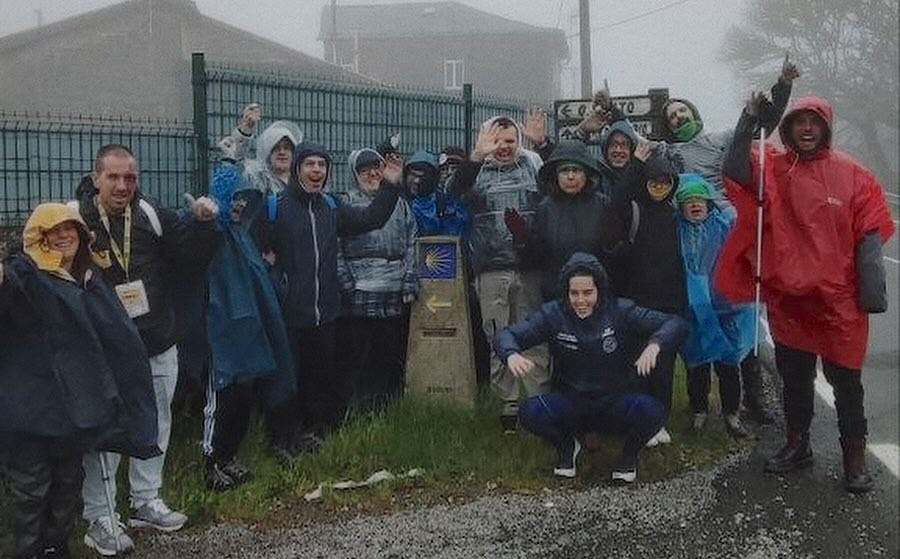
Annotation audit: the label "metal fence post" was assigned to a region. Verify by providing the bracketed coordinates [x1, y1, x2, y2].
[462, 83, 473, 155]
[191, 52, 209, 195]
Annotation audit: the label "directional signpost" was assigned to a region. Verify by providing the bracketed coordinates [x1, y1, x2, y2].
[405, 236, 477, 407]
[553, 88, 670, 144]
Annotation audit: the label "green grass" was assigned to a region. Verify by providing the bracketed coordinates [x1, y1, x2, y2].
[1, 366, 747, 557]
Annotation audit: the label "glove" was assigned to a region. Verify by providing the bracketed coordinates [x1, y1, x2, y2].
[504, 208, 528, 246]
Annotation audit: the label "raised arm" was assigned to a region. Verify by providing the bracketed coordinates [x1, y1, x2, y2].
[337, 157, 402, 236]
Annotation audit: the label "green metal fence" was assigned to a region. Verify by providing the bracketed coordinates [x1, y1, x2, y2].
[198, 55, 536, 192]
[1, 53, 539, 225]
[0, 112, 195, 226]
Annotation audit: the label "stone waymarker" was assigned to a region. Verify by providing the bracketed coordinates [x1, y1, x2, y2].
[405, 236, 477, 407]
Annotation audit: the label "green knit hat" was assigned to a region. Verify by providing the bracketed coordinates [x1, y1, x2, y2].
[675, 173, 713, 203]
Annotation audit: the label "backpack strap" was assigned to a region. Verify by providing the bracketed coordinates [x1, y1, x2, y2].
[323, 193, 338, 210]
[67, 198, 162, 237]
[266, 192, 279, 222]
[138, 199, 163, 237]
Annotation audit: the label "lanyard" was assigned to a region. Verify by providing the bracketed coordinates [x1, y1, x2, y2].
[98, 203, 132, 279]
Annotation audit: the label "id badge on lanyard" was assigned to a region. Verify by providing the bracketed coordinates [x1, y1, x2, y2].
[101, 203, 151, 318]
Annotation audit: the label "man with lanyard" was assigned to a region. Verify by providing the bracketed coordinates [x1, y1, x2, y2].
[75, 144, 220, 555]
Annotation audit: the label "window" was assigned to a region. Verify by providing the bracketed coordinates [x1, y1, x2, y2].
[444, 59, 464, 91]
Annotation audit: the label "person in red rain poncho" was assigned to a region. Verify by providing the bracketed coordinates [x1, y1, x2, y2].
[718, 94, 895, 494]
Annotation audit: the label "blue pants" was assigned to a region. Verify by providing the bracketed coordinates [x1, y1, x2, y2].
[518, 390, 665, 459]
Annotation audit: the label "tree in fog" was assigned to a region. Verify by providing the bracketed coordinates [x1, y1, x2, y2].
[722, 0, 898, 187]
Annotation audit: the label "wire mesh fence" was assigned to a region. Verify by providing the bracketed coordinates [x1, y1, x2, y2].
[0, 112, 195, 226]
[0, 53, 539, 225]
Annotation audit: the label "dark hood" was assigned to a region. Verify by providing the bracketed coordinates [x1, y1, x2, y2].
[661, 97, 704, 142]
[636, 153, 680, 205]
[289, 141, 332, 194]
[76, 174, 97, 200]
[778, 96, 833, 158]
[557, 252, 611, 310]
[404, 149, 439, 198]
[600, 120, 639, 154]
[538, 141, 604, 197]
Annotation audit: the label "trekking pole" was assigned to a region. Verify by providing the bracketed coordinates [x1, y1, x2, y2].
[753, 127, 765, 357]
[98, 452, 122, 552]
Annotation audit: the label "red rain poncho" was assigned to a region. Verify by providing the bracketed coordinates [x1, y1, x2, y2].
[715, 96, 895, 369]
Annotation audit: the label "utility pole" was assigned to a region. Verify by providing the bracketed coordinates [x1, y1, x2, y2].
[330, 0, 338, 64]
[579, 0, 592, 97]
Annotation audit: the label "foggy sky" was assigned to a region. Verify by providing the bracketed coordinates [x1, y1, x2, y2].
[0, 0, 755, 130]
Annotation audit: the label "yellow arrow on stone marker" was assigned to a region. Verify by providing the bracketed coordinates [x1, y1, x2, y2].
[425, 294, 452, 314]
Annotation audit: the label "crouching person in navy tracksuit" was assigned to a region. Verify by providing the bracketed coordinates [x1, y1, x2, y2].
[494, 252, 687, 482]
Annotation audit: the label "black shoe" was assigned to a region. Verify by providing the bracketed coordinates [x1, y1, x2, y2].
[553, 438, 581, 478]
[500, 413, 518, 434]
[612, 451, 638, 483]
[295, 431, 325, 454]
[269, 435, 302, 466]
[42, 543, 72, 559]
[764, 431, 813, 473]
[205, 458, 237, 491]
[220, 459, 253, 485]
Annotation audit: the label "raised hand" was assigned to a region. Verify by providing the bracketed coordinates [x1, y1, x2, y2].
[522, 106, 547, 146]
[238, 103, 261, 135]
[634, 139, 652, 163]
[472, 123, 502, 162]
[383, 156, 403, 185]
[780, 52, 800, 84]
[745, 91, 765, 117]
[184, 193, 220, 221]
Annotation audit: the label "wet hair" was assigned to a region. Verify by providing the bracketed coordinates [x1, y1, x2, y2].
[94, 144, 136, 173]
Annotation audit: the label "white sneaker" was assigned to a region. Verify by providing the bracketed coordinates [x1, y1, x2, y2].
[645, 427, 671, 448]
[83, 516, 135, 556]
[129, 498, 187, 532]
[656, 427, 672, 444]
[553, 438, 582, 478]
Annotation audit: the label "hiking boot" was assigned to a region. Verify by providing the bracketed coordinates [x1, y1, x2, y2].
[553, 438, 581, 478]
[692, 412, 708, 432]
[83, 516, 135, 556]
[724, 414, 750, 438]
[841, 437, 874, 494]
[764, 431, 813, 473]
[611, 452, 638, 484]
[128, 499, 187, 532]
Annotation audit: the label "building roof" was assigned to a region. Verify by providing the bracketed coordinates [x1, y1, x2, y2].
[318, 1, 566, 47]
[0, 0, 350, 76]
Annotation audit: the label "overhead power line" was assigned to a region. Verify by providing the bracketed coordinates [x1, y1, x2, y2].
[566, 0, 693, 38]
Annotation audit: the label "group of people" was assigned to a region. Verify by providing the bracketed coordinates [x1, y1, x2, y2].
[1, 52, 895, 558]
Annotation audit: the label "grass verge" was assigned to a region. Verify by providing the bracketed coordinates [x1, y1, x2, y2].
[1, 367, 747, 557]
